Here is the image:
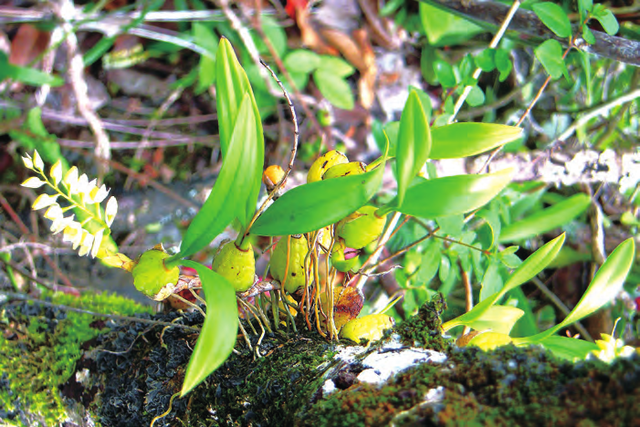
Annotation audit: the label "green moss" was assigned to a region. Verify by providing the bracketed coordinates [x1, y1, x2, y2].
[0, 291, 152, 426]
[396, 293, 453, 352]
[304, 345, 640, 426]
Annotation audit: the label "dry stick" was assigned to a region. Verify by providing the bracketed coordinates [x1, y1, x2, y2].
[243, 59, 299, 237]
[55, 0, 111, 175]
[1, 290, 201, 332]
[459, 260, 473, 336]
[449, 0, 522, 123]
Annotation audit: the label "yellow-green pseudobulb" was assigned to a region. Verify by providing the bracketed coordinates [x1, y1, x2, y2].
[212, 241, 256, 292]
[337, 205, 387, 249]
[307, 150, 349, 183]
[322, 161, 366, 180]
[271, 234, 308, 293]
[132, 245, 180, 300]
[340, 314, 395, 343]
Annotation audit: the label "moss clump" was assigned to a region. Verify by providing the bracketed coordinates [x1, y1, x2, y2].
[396, 293, 452, 352]
[0, 291, 152, 426]
[304, 345, 640, 426]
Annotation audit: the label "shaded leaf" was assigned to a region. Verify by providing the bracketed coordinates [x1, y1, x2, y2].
[536, 335, 599, 360]
[314, 70, 354, 110]
[180, 261, 238, 396]
[535, 39, 568, 80]
[284, 49, 321, 74]
[433, 60, 456, 88]
[533, 2, 572, 38]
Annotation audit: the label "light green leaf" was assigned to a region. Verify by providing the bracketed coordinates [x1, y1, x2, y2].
[532, 2, 572, 38]
[250, 159, 385, 236]
[314, 70, 355, 110]
[193, 23, 218, 93]
[499, 193, 591, 243]
[284, 49, 321, 74]
[393, 90, 431, 208]
[317, 56, 355, 77]
[468, 331, 513, 350]
[480, 261, 503, 301]
[582, 25, 596, 44]
[180, 260, 238, 396]
[466, 85, 485, 107]
[578, 0, 593, 21]
[0, 52, 64, 87]
[464, 305, 524, 335]
[495, 49, 512, 82]
[475, 49, 496, 72]
[419, 2, 483, 46]
[535, 39, 568, 80]
[519, 238, 635, 344]
[536, 335, 599, 360]
[593, 9, 619, 35]
[173, 95, 257, 260]
[396, 168, 514, 219]
[429, 123, 523, 159]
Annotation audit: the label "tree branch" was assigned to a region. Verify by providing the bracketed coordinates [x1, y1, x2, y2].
[418, 0, 640, 67]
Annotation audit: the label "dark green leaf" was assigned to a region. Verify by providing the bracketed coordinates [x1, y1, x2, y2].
[250, 162, 385, 236]
[180, 261, 238, 396]
[314, 70, 354, 110]
[393, 90, 431, 207]
[430, 123, 523, 159]
[499, 193, 591, 243]
[495, 49, 512, 82]
[534, 39, 568, 80]
[532, 2, 572, 38]
[475, 49, 496, 72]
[396, 169, 513, 218]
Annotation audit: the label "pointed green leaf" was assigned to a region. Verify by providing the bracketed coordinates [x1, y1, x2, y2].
[394, 90, 431, 207]
[429, 123, 523, 159]
[180, 260, 238, 396]
[533, 2, 572, 38]
[520, 238, 635, 343]
[499, 193, 590, 243]
[395, 168, 513, 219]
[468, 331, 513, 350]
[314, 70, 355, 110]
[173, 95, 257, 260]
[250, 162, 385, 236]
[534, 335, 599, 360]
[464, 305, 524, 334]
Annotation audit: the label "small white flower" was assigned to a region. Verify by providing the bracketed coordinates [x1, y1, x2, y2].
[50, 215, 76, 235]
[22, 153, 34, 170]
[33, 150, 44, 172]
[105, 196, 118, 226]
[83, 178, 98, 204]
[91, 228, 105, 258]
[78, 231, 94, 257]
[76, 174, 89, 196]
[63, 222, 83, 249]
[89, 184, 109, 204]
[44, 204, 64, 221]
[50, 160, 63, 186]
[21, 177, 46, 189]
[32, 194, 59, 210]
[64, 166, 79, 193]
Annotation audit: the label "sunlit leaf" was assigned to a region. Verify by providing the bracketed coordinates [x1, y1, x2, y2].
[464, 305, 524, 334]
[180, 261, 238, 396]
[314, 70, 355, 110]
[434, 60, 456, 88]
[251, 161, 385, 236]
[592, 8, 619, 35]
[518, 238, 635, 344]
[173, 95, 256, 260]
[429, 123, 522, 159]
[499, 193, 590, 242]
[393, 90, 431, 207]
[284, 49, 321, 74]
[395, 168, 513, 218]
[532, 2, 572, 38]
[535, 39, 568, 80]
[536, 335, 599, 360]
[468, 331, 513, 350]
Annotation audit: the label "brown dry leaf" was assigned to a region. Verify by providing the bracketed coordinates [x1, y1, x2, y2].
[322, 286, 364, 330]
[294, 5, 339, 55]
[9, 24, 50, 67]
[353, 29, 377, 110]
[456, 330, 482, 347]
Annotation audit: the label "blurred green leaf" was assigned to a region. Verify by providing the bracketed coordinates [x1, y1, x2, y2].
[250, 159, 385, 236]
[180, 261, 238, 396]
[314, 70, 355, 110]
[535, 335, 598, 360]
[317, 56, 355, 77]
[417, 240, 442, 284]
[499, 193, 591, 243]
[535, 39, 568, 80]
[475, 49, 496, 72]
[434, 60, 456, 88]
[396, 169, 514, 218]
[494, 49, 512, 82]
[582, 25, 596, 44]
[393, 90, 431, 207]
[592, 8, 619, 35]
[0, 52, 63, 87]
[284, 49, 321, 74]
[466, 85, 485, 107]
[480, 261, 503, 301]
[419, 2, 483, 46]
[464, 305, 524, 334]
[193, 23, 218, 93]
[430, 123, 523, 159]
[532, 2, 572, 38]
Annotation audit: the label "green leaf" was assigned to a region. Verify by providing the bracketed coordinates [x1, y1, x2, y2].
[0, 52, 64, 87]
[535, 335, 598, 360]
[582, 25, 596, 44]
[468, 331, 513, 350]
[193, 23, 218, 93]
[313, 70, 355, 110]
[429, 123, 523, 159]
[499, 193, 591, 243]
[464, 305, 524, 334]
[534, 39, 568, 80]
[443, 234, 565, 332]
[393, 90, 431, 207]
[434, 60, 456, 88]
[494, 49, 512, 82]
[316, 56, 355, 77]
[284, 49, 321, 74]
[396, 169, 514, 219]
[578, 0, 593, 21]
[466, 85, 485, 107]
[252, 15, 287, 58]
[173, 95, 258, 259]
[532, 2, 572, 38]
[419, 2, 483, 46]
[417, 240, 442, 284]
[180, 261, 238, 396]
[480, 261, 503, 301]
[593, 9, 619, 35]
[250, 161, 385, 236]
[475, 49, 496, 72]
[518, 238, 635, 344]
